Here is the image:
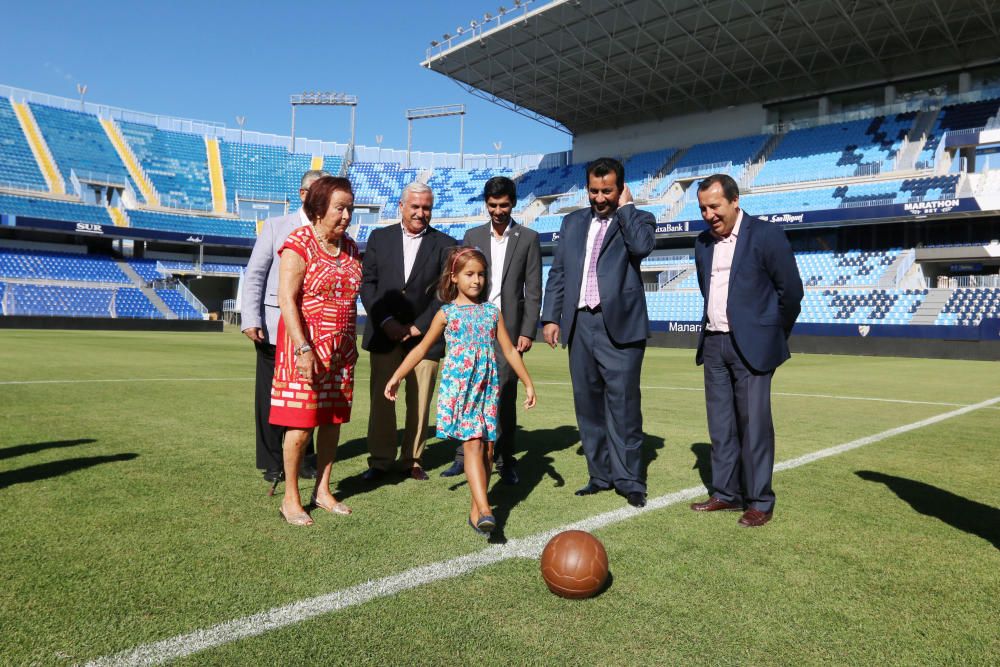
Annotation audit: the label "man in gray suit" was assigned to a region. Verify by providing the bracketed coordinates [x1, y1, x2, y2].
[240, 169, 328, 482]
[439, 176, 542, 485]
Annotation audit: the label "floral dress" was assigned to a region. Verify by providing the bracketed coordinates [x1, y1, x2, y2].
[269, 226, 361, 428]
[435, 302, 500, 442]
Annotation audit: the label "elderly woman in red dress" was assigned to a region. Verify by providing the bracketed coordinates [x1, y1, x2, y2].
[270, 176, 361, 526]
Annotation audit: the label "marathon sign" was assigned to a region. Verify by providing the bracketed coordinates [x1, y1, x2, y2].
[903, 199, 961, 215]
[672, 197, 983, 231]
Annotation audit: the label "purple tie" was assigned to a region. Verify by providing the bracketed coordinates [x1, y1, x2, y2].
[584, 217, 610, 309]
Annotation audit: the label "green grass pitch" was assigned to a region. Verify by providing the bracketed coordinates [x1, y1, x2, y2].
[1, 329, 998, 665]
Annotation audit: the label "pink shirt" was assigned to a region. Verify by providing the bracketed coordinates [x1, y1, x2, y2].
[706, 210, 743, 332]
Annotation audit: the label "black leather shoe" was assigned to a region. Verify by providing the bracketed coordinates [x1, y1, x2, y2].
[499, 466, 519, 485]
[409, 466, 429, 481]
[575, 482, 609, 496]
[627, 492, 647, 508]
[440, 460, 464, 477]
[298, 464, 317, 480]
[362, 467, 385, 482]
[262, 469, 283, 483]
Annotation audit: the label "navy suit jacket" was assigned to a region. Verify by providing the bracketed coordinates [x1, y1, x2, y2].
[542, 203, 656, 346]
[360, 223, 457, 360]
[694, 213, 804, 373]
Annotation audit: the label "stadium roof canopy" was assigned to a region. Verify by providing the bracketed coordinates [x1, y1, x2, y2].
[422, 0, 1000, 135]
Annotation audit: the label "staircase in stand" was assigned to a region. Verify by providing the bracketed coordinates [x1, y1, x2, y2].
[99, 117, 160, 206]
[11, 101, 65, 195]
[204, 137, 228, 215]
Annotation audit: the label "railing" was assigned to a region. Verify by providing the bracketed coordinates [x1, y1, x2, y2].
[0, 179, 50, 194]
[172, 281, 208, 317]
[948, 275, 1000, 288]
[893, 249, 915, 287]
[671, 161, 732, 179]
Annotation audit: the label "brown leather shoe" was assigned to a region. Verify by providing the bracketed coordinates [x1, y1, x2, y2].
[410, 466, 429, 481]
[738, 508, 773, 527]
[690, 497, 743, 512]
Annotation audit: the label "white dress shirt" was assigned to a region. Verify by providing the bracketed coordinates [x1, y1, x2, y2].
[297, 207, 310, 228]
[577, 203, 632, 309]
[488, 221, 513, 307]
[706, 210, 743, 332]
[401, 225, 427, 283]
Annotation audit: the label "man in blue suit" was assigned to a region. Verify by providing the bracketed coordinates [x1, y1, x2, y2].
[542, 157, 655, 508]
[240, 170, 328, 483]
[689, 174, 803, 527]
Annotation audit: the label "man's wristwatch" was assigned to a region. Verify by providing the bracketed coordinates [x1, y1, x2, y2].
[294, 342, 313, 356]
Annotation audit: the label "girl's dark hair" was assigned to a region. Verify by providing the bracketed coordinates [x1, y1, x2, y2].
[437, 245, 489, 302]
[302, 176, 353, 222]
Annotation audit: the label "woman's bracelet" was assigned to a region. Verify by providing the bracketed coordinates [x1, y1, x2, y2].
[294, 342, 313, 356]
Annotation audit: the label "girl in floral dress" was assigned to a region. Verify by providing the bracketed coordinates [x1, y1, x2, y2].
[384, 246, 536, 535]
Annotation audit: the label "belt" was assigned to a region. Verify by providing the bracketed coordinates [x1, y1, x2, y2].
[704, 329, 730, 336]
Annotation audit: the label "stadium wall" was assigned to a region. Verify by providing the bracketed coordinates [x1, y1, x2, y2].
[649, 320, 1000, 361]
[572, 103, 767, 162]
[0, 316, 224, 332]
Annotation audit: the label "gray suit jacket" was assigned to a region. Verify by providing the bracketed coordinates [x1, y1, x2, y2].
[240, 209, 305, 345]
[462, 221, 542, 341]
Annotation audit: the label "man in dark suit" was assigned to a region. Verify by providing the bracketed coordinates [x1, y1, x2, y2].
[689, 174, 803, 527]
[240, 169, 326, 483]
[541, 157, 655, 508]
[439, 176, 542, 485]
[360, 181, 457, 481]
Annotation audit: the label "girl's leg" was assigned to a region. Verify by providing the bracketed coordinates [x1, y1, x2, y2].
[463, 438, 491, 521]
[281, 428, 313, 525]
[313, 424, 347, 512]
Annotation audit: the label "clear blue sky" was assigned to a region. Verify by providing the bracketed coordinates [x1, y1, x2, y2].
[0, 1, 570, 157]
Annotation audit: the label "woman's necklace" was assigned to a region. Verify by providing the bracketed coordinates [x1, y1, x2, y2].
[315, 227, 341, 256]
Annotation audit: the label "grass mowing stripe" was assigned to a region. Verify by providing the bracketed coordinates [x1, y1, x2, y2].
[85, 394, 1000, 667]
[4, 376, 979, 410]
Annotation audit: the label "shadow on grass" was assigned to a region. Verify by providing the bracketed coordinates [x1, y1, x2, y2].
[0, 438, 96, 461]
[486, 427, 666, 544]
[690, 442, 713, 491]
[855, 470, 999, 551]
[0, 453, 139, 490]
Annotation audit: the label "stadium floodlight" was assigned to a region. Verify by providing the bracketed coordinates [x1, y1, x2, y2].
[431, 40, 439, 47]
[484, 12, 492, 21]
[76, 83, 87, 112]
[405, 104, 466, 168]
[289, 91, 358, 159]
[470, 19, 477, 28]
[235, 115, 246, 144]
[456, 26, 463, 34]
[498, 6, 506, 14]
[443, 33, 450, 40]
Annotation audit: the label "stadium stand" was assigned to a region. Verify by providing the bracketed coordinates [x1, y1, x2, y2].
[346, 162, 420, 209]
[426, 167, 512, 218]
[29, 103, 136, 190]
[0, 248, 131, 283]
[918, 98, 1000, 167]
[155, 289, 202, 319]
[0, 193, 112, 225]
[0, 97, 47, 190]
[935, 287, 1000, 326]
[118, 121, 213, 210]
[514, 164, 580, 200]
[127, 209, 255, 238]
[753, 115, 912, 186]
[218, 140, 335, 204]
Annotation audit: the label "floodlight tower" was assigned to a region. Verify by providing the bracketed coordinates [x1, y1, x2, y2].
[405, 104, 466, 168]
[289, 91, 358, 159]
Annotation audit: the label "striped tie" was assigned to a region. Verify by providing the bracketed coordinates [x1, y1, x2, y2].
[584, 217, 610, 309]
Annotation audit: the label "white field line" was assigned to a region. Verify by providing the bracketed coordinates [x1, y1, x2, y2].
[1, 376, 986, 409]
[86, 395, 1000, 667]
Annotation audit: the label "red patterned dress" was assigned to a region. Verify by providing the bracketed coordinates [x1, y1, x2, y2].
[269, 225, 361, 428]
